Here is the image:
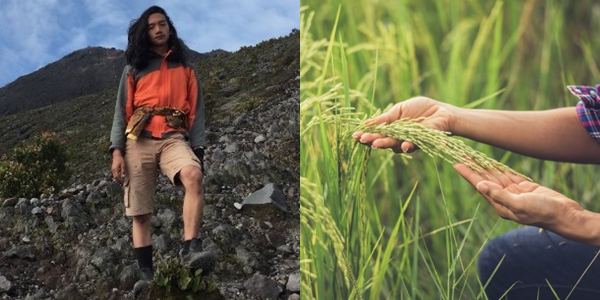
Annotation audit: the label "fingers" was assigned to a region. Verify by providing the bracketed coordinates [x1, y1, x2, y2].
[352, 132, 416, 153]
[400, 141, 416, 153]
[485, 168, 513, 188]
[475, 181, 518, 219]
[351, 102, 418, 153]
[453, 163, 488, 186]
[112, 169, 122, 183]
[503, 170, 528, 184]
[111, 162, 126, 183]
[455, 159, 516, 187]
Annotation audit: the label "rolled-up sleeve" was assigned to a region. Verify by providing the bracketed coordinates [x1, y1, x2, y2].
[567, 84, 600, 143]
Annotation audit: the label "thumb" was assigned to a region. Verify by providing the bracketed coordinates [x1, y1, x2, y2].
[476, 181, 490, 194]
[476, 181, 513, 207]
[366, 114, 389, 126]
[367, 104, 402, 125]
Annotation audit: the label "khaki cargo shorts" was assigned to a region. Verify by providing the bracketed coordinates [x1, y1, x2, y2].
[123, 133, 201, 216]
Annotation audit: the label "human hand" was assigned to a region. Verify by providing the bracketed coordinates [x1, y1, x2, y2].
[352, 97, 458, 153]
[111, 149, 127, 183]
[453, 164, 583, 228]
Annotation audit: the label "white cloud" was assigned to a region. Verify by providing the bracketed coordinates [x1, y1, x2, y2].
[0, 0, 65, 85]
[0, 0, 299, 87]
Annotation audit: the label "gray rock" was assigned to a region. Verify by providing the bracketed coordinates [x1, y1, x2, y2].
[286, 273, 300, 292]
[55, 284, 83, 300]
[254, 134, 266, 143]
[225, 161, 251, 180]
[153, 233, 173, 254]
[119, 265, 138, 291]
[105, 181, 123, 199]
[243, 273, 283, 299]
[31, 207, 43, 215]
[24, 287, 47, 299]
[203, 205, 219, 220]
[236, 248, 259, 271]
[224, 143, 238, 153]
[0, 275, 11, 292]
[211, 148, 224, 162]
[16, 198, 31, 215]
[112, 237, 130, 253]
[218, 135, 230, 143]
[212, 224, 240, 248]
[44, 216, 58, 233]
[64, 215, 88, 231]
[97, 179, 109, 190]
[85, 190, 102, 205]
[266, 231, 286, 247]
[156, 208, 177, 230]
[90, 247, 118, 271]
[202, 237, 223, 258]
[2, 197, 18, 207]
[5, 245, 36, 261]
[234, 183, 288, 212]
[82, 263, 100, 280]
[61, 199, 79, 218]
[150, 215, 162, 228]
[277, 244, 292, 254]
[288, 294, 300, 300]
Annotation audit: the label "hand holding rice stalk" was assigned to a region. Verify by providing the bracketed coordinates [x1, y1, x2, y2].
[312, 106, 532, 181]
[356, 114, 532, 181]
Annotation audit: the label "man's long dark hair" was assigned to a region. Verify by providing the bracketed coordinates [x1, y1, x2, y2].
[126, 6, 188, 70]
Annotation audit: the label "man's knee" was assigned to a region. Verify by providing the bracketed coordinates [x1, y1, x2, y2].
[179, 166, 202, 188]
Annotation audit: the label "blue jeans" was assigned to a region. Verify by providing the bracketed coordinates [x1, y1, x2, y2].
[479, 227, 600, 299]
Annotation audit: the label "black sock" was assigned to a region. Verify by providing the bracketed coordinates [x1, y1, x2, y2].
[134, 245, 153, 272]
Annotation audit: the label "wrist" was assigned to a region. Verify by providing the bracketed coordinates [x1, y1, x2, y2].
[558, 207, 600, 247]
[112, 148, 124, 158]
[450, 106, 468, 137]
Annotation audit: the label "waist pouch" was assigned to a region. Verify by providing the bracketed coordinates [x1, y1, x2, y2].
[125, 106, 187, 140]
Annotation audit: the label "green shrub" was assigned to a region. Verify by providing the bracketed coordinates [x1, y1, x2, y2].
[0, 131, 71, 198]
[154, 255, 216, 293]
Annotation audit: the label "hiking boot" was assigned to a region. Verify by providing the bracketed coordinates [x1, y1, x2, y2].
[132, 267, 152, 299]
[179, 238, 216, 275]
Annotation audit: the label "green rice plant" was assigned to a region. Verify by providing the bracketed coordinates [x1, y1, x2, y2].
[301, 0, 600, 299]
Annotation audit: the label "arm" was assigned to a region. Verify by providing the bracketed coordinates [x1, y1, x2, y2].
[354, 97, 600, 164]
[454, 164, 600, 247]
[454, 107, 600, 164]
[109, 65, 131, 182]
[109, 65, 132, 153]
[187, 66, 207, 149]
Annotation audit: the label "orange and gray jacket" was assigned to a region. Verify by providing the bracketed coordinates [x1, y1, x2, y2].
[109, 50, 206, 152]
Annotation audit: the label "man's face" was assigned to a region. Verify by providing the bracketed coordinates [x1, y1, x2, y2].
[147, 13, 170, 48]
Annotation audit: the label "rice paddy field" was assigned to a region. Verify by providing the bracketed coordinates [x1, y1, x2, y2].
[299, 0, 600, 299]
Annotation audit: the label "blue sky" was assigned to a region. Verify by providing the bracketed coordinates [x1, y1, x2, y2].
[0, 0, 299, 88]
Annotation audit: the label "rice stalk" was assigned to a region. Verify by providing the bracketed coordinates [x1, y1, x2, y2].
[316, 106, 532, 181]
[300, 177, 353, 287]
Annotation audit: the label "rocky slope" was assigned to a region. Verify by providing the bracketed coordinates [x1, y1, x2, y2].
[0, 30, 299, 300]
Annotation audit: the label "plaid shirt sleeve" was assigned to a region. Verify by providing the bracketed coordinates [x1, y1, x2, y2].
[567, 84, 600, 143]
